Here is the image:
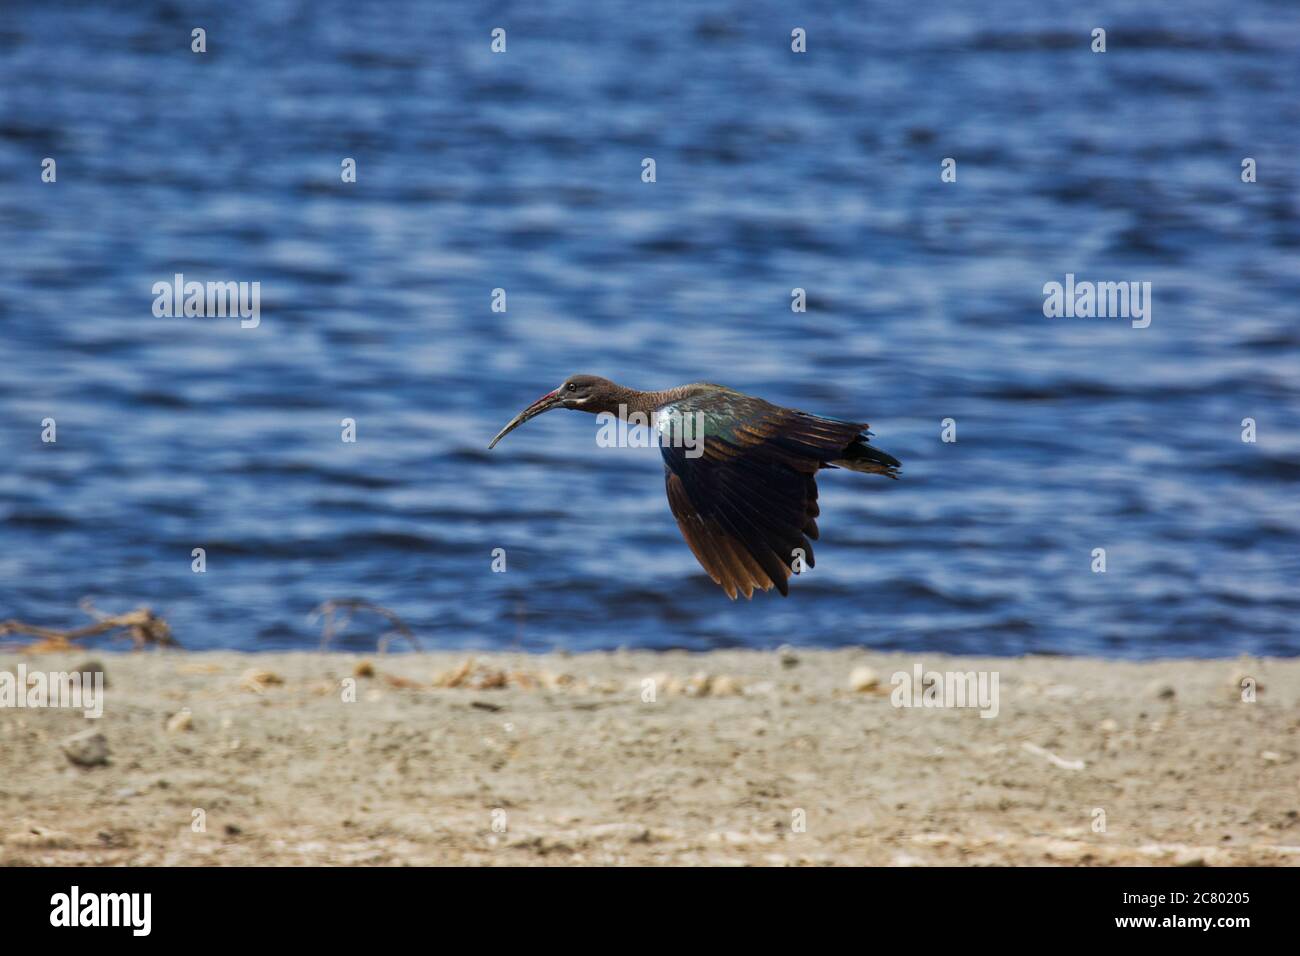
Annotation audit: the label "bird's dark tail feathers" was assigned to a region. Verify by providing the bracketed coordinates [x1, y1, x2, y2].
[830, 438, 901, 479]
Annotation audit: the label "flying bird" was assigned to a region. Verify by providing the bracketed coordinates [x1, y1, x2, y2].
[488, 375, 900, 599]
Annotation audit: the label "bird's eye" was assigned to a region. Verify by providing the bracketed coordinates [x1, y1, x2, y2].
[566, 383, 577, 392]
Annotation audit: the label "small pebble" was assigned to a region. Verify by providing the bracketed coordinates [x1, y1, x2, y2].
[72, 659, 108, 688]
[61, 729, 109, 767]
[1098, 718, 1120, 734]
[240, 669, 284, 693]
[165, 709, 194, 733]
[686, 672, 712, 696]
[777, 645, 799, 669]
[1146, 680, 1176, 700]
[849, 666, 880, 692]
[354, 661, 375, 678]
[711, 675, 743, 696]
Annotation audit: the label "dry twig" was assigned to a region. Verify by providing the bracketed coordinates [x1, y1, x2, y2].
[309, 598, 420, 653]
[0, 600, 177, 652]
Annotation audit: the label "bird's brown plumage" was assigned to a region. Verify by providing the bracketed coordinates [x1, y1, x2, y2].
[489, 376, 899, 598]
[659, 392, 895, 599]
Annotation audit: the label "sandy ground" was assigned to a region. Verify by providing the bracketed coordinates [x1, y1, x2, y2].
[1, 648, 1297, 866]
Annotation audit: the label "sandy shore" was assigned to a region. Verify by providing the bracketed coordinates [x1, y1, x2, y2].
[1, 648, 1297, 866]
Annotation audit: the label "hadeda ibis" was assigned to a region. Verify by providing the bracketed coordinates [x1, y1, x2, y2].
[489, 375, 900, 598]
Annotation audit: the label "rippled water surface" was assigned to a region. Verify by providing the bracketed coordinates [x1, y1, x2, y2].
[1, 1, 1298, 656]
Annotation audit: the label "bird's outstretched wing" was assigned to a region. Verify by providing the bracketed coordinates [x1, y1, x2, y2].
[659, 392, 887, 599]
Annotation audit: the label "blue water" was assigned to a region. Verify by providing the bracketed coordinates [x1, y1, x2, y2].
[1, 1, 1297, 657]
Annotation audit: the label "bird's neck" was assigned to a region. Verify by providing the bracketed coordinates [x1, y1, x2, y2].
[610, 384, 704, 418]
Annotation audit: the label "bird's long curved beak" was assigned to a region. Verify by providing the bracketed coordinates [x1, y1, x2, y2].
[488, 390, 563, 449]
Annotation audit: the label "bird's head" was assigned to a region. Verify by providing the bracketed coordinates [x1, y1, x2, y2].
[488, 374, 618, 448]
